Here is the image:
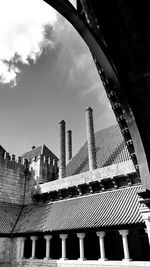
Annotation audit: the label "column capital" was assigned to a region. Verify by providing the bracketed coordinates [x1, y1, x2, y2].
[30, 236, 38, 241]
[77, 233, 86, 239]
[96, 231, 106, 238]
[59, 234, 68, 240]
[119, 229, 129, 236]
[44, 235, 52, 240]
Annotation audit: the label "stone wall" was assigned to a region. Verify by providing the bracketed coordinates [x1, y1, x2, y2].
[0, 237, 12, 264]
[38, 161, 135, 194]
[12, 259, 150, 267]
[0, 147, 59, 206]
[29, 156, 58, 185]
[0, 157, 25, 205]
[0, 237, 21, 265]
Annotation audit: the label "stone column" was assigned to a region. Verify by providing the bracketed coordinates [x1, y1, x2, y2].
[66, 130, 72, 163]
[85, 107, 97, 171]
[59, 120, 66, 178]
[44, 235, 52, 260]
[20, 237, 26, 259]
[30, 236, 38, 259]
[59, 234, 68, 260]
[140, 207, 150, 245]
[119, 230, 131, 261]
[144, 228, 148, 234]
[77, 233, 86, 260]
[96, 231, 106, 260]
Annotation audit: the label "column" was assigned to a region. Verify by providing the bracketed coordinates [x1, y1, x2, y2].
[145, 228, 148, 234]
[30, 236, 38, 259]
[59, 120, 66, 178]
[20, 237, 26, 259]
[66, 130, 72, 163]
[119, 230, 131, 261]
[141, 209, 150, 245]
[96, 231, 106, 261]
[59, 234, 68, 260]
[85, 107, 97, 171]
[77, 233, 86, 260]
[145, 221, 150, 245]
[44, 235, 52, 260]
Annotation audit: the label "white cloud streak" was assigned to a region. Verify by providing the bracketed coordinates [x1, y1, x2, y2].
[0, 0, 57, 86]
[81, 81, 111, 107]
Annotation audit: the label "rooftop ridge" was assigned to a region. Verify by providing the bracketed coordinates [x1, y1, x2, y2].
[21, 144, 59, 161]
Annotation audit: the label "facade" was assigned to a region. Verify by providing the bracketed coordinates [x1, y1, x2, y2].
[0, 108, 150, 267]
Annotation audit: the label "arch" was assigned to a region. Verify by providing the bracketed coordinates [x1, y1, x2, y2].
[43, 0, 150, 191]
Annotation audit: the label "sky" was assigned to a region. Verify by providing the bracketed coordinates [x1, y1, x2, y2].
[0, 0, 116, 158]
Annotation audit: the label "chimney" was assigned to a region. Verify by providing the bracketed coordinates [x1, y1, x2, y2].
[58, 120, 66, 178]
[85, 107, 97, 171]
[67, 130, 72, 163]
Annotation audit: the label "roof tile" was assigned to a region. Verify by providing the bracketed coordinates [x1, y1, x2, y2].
[66, 125, 131, 176]
[0, 203, 21, 234]
[13, 185, 143, 234]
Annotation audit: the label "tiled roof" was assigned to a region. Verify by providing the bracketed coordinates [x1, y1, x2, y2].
[0, 203, 21, 234]
[66, 125, 131, 176]
[21, 144, 58, 160]
[13, 185, 143, 234]
[21, 146, 42, 159]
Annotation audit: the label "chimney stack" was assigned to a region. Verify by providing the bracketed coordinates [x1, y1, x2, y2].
[85, 107, 97, 171]
[59, 120, 66, 178]
[67, 130, 72, 163]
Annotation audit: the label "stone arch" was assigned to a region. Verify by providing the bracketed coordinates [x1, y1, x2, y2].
[43, 0, 150, 191]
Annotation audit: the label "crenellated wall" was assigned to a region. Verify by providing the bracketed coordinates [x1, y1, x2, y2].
[29, 155, 58, 185]
[0, 152, 26, 205]
[0, 145, 59, 206]
[24, 155, 58, 204]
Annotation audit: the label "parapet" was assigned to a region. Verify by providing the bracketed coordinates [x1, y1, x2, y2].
[29, 154, 58, 166]
[0, 151, 29, 172]
[29, 154, 59, 182]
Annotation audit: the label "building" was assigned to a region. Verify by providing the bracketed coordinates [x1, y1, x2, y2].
[0, 107, 150, 267]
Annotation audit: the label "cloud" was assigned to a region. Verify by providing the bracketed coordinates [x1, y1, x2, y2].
[81, 81, 111, 108]
[69, 0, 77, 8]
[44, 12, 113, 121]
[0, 0, 57, 86]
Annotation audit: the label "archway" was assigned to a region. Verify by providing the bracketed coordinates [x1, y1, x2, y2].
[43, 0, 150, 192]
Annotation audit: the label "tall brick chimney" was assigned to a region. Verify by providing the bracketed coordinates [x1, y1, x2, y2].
[66, 130, 72, 163]
[59, 120, 66, 178]
[85, 107, 97, 171]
